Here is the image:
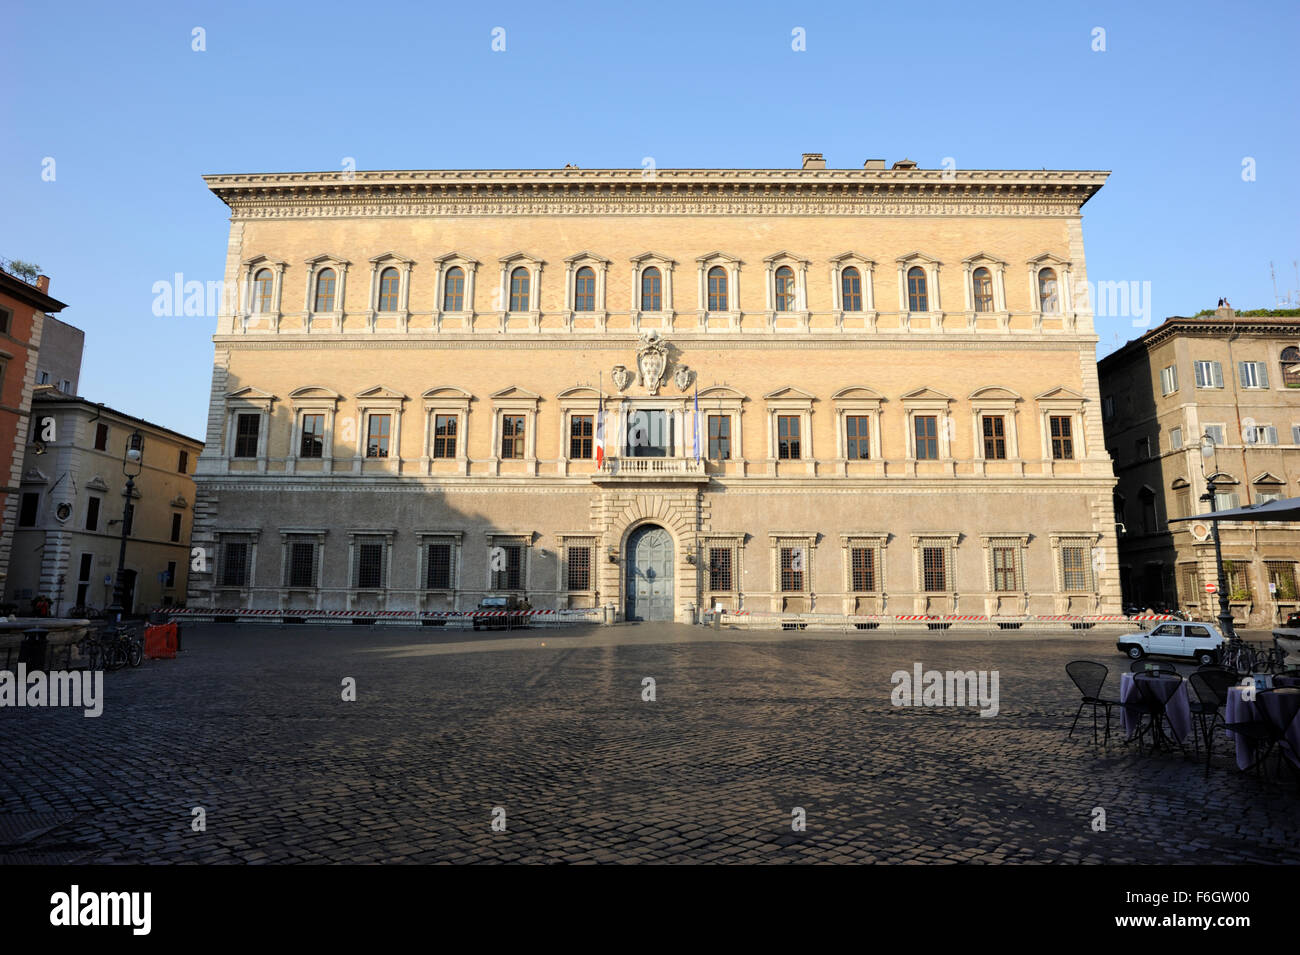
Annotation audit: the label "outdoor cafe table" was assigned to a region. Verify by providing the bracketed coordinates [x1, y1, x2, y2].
[1275, 675, 1300, 689]
[1226, 685, 1300, 770]
[1119, 672, 1192, 744]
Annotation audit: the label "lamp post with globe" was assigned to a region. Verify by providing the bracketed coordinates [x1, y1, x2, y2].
[107, 429, 144, 623]
[1198, 432, 1237, 644]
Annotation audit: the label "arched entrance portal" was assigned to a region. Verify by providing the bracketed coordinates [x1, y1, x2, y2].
[625, 525, 674, 621]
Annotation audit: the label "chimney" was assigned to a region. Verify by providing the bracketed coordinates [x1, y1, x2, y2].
[801, 153, 826, 170]
[1215, 306, 1235, 320]
[891, 158, 918, 170]
[36, 275, 50, 293]
[863, 159, 886, 169]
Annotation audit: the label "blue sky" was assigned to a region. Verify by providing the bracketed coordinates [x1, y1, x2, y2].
[2, 0, 1296, 438]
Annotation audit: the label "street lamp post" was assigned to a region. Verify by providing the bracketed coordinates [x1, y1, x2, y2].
[1199, 434, 1237, 644]
[107, 429, 144, 623]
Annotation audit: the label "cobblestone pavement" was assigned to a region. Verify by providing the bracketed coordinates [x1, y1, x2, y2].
[1, 623, 1296, 864]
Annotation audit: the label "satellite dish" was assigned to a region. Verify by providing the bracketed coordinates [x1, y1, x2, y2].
[1190, 522, 1211, 542]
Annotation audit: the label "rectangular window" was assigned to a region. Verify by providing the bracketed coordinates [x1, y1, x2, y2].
[19, 492, 39, 527]
[1134, 436, 1150, 460]
[1214, 490, 1240, 511]
[283, 540, 317, 587]
[914, 415, 938, 460]
[170, 512, 182, 543]
[1257, 489, 1284, 504]
[1246, 424, 1278, 445]
[1169, 427, 1182, 450]
[433, 415, 457, 458]
[85, 496, 101, 531]
[570, 415, 593, 459]
[38, 370, 50, 385]
[1175, 486, 1192, 519]
[221, 541, 249, 587]
[1267, 561, 1297, 600]
[982, 416, 1006, 459]
[707, 415, 731, 460]
[922, 546, 946, 592]
[992, 546, 1018, 592]
[1142, 496, 1157, 533]
[366, 414, 391, 458]
[77, 553, 93, 606]
[1062, 546, 1090, 591]
[1050, 416, 1074, 459]
[780, 546, 806, 592]
[426, 543, 453, 589]
[1293, 425, 1300, 445]
[164, 561, 177, 588]
[1102, 395, 1115, 421]
[1159, 364, 1178, 395]
[354, 538, 385, 589]
[1193, 360, 1224, 389]
[491, 544, 523, 590]
[1238, 361, 1269, 389]
[846, 416, 870, 460]
[1183, 567, 1200, 604]
[1224, 560, 1250, 599]
[177, 450, 189, 473]
[0, 306, 10, 334]
[500, 415, 525, 459]
[300, 414, 325, 458]
[1205, 424, 1226, 447]
[850, 547, 876, 592]
[234, 414, 260, 458]
[777, 416, 801, 460]
[709, 547, 733, 591]
[95, 422, 109, 451]
[566, 546, 592, 591]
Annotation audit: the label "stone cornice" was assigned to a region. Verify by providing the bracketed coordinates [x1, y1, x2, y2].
[204, 168, 1109, 219]
[1100, 316, 1300, 371]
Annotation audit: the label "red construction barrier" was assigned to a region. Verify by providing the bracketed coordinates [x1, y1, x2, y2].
[145, 623, 177, 659]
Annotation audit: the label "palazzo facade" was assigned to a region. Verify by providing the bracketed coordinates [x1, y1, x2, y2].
[190, 157, 1121, 621]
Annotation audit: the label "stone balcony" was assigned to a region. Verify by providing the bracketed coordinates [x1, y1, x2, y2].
[591, 456, 710, 484]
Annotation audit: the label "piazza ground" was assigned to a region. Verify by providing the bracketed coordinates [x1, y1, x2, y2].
[0, 623, 1295, 864]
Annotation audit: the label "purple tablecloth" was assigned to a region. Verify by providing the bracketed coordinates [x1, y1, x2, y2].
[1225, 686, 1300, 770]
[1119, 672, 1192, 743]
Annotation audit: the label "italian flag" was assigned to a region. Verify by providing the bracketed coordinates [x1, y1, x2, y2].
[595, 398, 605, 467]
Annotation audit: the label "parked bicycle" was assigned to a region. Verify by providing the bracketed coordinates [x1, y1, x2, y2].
[99, 625, 143, 670]
[76, 630, 104, 670]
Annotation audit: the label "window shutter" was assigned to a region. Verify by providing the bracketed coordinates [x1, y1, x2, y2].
[1293, 425, 1300, 444]
[1238, 362, 1249, 387]
[1266, 426, 1278, 444]
[1258, 363, 1269, 388]
[1194, 363, 1205, 388]
[1212, 362, 1223, 388]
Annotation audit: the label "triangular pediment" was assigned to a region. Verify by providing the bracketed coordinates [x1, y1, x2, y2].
[832, 385, 885, 400]
[829, 251, 875, 266]
[968, 386, 1022, 400]
[896, 250, 942, 266]
[695, 250, 742, 265]
[763, 386, 816, 400]
[962, 250, 1008, 267]
[226, 386, 275, 401]
[763, 250, 811, 265]
[499, 250, 544, 266]
[85, 475, 110, 492]
[564, 250, 611, 265]
[21, 467, 48, 484]
[368, 251, 414, 265]
[1035, 386, 1086, 401]
[901, 387, 954, 401]
[1253, 471, 1285, 485]
[304, 252, 350, 267]
[491, 386, 541, 400]
[629, 250, 676, 266]
[354, 385, 407, 400]
[1027, 251, 1071, 268]
[430, 250, 479, 266]
[170, 495, 189, 508]
[242, 253, 285, 269]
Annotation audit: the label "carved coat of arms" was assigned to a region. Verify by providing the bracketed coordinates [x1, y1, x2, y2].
[636, 330, 668, 395]
[674, 366, 693, 391]
[610, 364, 632, 392]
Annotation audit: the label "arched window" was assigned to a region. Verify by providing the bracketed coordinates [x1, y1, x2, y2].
[1038, 268, 1058, 314]
[775, 266, 795, 311]
[708, 266, 728, 312]
[1281, 346, 1300, 388]
[313, 269, 336, 312]
[907, 267, 928, 312]
[841, 267, 862, 311]
[252, 269, 274, 312]
[509, 267, 530, 311]
[377, 268, 400, 311]
[574, 266, 596, 311]
[641, 267, 662, 311]
[443, 267, 465, 311]
[972, 267, 994, 312]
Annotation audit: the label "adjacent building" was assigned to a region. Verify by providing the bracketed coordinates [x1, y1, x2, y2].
[33, 315, 84, 395]
[0, 266, 67, 596]
[3, 390, 204, 614]
[1098, 306, 1300, 627]
[190, 156, 1121, 621]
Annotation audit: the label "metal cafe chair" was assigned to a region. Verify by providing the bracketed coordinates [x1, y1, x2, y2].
[1224, 689, 1279, 777]
[1188, 669, 1235, 764]
[1130, 659, 1178, 676]
[1130, 673, 1186, 756]
[1066, 661, 1120, 745]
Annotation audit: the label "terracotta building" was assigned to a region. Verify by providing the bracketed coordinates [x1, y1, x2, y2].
[190, 156, 1121, 621]
[0, 266, 66, 596]
[1098, 306, 1300, 627]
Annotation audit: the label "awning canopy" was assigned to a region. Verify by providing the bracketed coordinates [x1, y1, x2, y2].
[1169, 495, 1300, 523]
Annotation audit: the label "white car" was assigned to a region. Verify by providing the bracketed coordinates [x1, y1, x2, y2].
[1116, 622, 1226, 666]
